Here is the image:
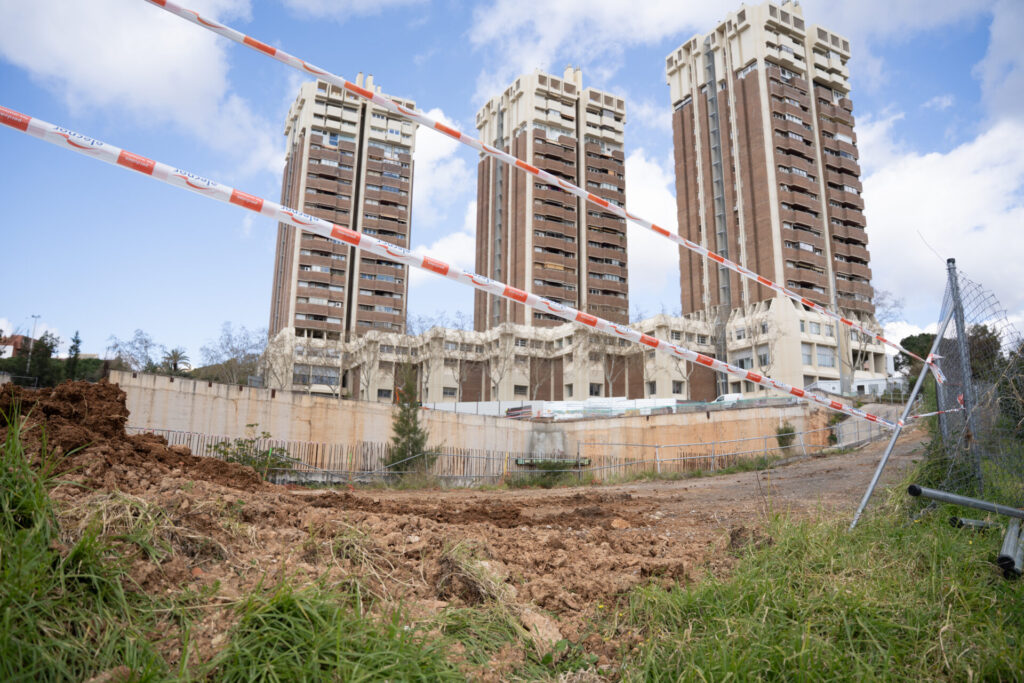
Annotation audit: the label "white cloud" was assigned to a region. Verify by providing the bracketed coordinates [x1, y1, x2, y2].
[410, 107, 475, 229]
[468, 0, 997, 100]
[468, 1, 722, 101]
[281, 0, 424, 20]
[409, 200, 477, 288]
[629, 98, 673, 136]
[624, 149, 681, 315]
[923, 94, 955, 111]
[973, 0, 1024, 121]
[863, 118, 1024, 328]
[882, 320, 940, 354]
[0, 0, 283, 177]
[855, 110, 907, 175]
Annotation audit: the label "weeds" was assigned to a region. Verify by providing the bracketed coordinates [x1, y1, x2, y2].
[209, 581, 461, 682]
[0, 410, 168, 682]
[616, 506, 1024, 680]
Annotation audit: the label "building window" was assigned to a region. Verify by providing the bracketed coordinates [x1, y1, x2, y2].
[589, 382, 602, 397]
[672, 380, 683, 394]
[801, 343, 813, 365]
[670, 331, 681, 341]
[442, 387, 457, 398]
[377, 389, 392, 401]
[565, 383, 573, 397]
[647, 381, 657, 395]
[817, 346, 836, 368]
[514, 385, 528, 397]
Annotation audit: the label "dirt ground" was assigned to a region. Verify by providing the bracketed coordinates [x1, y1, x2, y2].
[2, 381, 926, 675]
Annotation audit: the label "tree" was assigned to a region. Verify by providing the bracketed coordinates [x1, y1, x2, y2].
[27, 332, 62, 387]
[388, 363, 430, 475]
[198, 322, 266, 385]
[844, 289, 904, 381]
[161, 347, 191, 376]
[66, 331, 82, 381]
[108, 330, 162, 372]
[895, 332, 935, 377]
[968, 323, 1002, 380]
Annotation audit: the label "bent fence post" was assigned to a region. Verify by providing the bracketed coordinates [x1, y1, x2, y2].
[850, 308, 954, 530]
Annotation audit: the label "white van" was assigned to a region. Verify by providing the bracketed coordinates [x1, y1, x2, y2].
[711, 393, 743, 405]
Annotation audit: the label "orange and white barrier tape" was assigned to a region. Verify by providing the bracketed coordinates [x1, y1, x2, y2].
[142, 0, 945, 386]
[0, 105, 899, 430]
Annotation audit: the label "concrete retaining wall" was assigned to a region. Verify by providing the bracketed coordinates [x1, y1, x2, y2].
[112, 371, 830, 455]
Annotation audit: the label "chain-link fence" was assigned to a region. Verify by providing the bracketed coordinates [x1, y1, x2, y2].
[918, 260, 1024, 507]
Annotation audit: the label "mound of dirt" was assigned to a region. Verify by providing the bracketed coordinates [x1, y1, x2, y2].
[1, 381, 267, 493]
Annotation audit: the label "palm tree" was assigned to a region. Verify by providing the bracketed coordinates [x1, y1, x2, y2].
[162, 347, 191, 375]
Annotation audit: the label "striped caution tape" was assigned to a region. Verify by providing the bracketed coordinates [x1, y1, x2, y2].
[142, 0, 945, 386]
[0, 105, 899, 430]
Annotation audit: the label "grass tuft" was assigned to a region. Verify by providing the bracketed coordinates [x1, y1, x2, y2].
[0, 408, 169, 682]
[209, 581, 461, 682]
[617, 506, 1024, 680]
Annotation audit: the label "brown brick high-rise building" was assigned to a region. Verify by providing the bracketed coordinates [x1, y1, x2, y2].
[473, 67, 629, 331]
[666, 0, 875, 395]
[269, 75, 417, 345]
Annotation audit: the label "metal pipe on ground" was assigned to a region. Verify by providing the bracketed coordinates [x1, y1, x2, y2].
[997, 519, 1020, 572]
[907, 484, 1024, 521]
[1010, 527, 1024, 580]
[949, 517, 997, 531]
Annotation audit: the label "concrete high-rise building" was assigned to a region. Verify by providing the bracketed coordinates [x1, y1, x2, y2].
[269, 75, 417, 346]
[473, 67, 629, 331]
[665, 0, 882, 396]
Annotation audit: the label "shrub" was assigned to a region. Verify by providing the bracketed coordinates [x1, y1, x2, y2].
[775, 422, 797, 452]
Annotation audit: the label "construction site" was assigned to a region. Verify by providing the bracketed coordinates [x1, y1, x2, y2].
[2, 0, 1023, 680]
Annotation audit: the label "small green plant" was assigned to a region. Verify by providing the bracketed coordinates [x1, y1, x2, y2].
[208, 423, 292, 479]
[775, 421, 797, 453]
[388, 363, 436, 479]
[505, 460, 582, 489]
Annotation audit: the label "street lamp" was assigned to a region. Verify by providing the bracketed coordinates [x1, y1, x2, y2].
[25, 314, 40, 374]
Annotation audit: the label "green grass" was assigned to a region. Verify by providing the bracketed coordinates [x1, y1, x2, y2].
[615, 504, 1024, 681]
[208, 582, 461, 682]
[0, 410, 170, 682]
[437, 605, 598, 679]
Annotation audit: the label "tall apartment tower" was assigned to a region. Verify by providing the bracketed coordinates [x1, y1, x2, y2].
[269, 76, 417, 343]
[665, 1, 873, 374]
[474, 67, 629, 331]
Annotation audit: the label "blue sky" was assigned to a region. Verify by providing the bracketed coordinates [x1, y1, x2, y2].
[1, 0, 1022, 363]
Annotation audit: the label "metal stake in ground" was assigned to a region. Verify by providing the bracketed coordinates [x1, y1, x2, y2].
[850, 308, 954, 530]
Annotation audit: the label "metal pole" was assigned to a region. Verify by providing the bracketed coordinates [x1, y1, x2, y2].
[655, 445, 661, 475]
[997, 519, 1020, 571]
[850, 308, 955, 529]
[949, 516, 997, 531]
[25, 314, 40, 374]
[946, 258, 985, 495]
[909, 484, 1024, 521]
[710, 440, 716, 472]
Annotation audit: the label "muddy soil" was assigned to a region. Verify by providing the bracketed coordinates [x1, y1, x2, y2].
[2, 381, 926, 675]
